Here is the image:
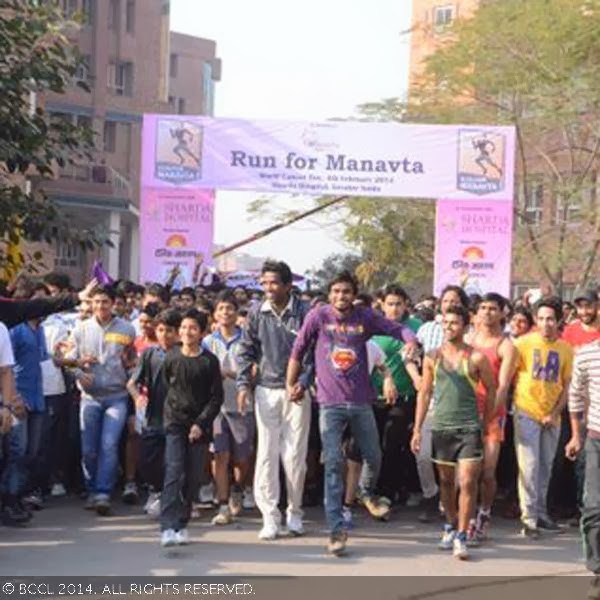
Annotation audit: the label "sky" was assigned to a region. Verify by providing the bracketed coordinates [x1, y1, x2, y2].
[170, 0, 413, 274]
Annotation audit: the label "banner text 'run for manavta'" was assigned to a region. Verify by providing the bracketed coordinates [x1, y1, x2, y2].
[141, 116, 515, 200]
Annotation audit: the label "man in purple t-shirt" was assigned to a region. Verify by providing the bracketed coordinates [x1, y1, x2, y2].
[287, 271, 416, 556]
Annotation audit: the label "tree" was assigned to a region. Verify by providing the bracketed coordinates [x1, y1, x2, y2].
[247, 193, 435, 294]
[0, 0, 103, 277]
[361, 0, 599, 295]
[306, 252, 362, 291]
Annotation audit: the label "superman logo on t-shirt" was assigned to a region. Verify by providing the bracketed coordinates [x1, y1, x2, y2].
[330, 346, 358, 372]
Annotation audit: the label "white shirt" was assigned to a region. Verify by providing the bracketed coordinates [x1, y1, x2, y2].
[0, 322, 15, 404]
[367, 339, 386, 374]
[41, 316, 68, 396]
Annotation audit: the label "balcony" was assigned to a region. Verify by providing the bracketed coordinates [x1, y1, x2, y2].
[36, 162, 135, 212]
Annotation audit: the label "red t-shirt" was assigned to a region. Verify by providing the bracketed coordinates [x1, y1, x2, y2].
[561, 321, 600, 349]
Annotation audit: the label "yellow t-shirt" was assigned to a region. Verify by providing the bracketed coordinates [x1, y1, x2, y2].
[514, 332, 574, 422]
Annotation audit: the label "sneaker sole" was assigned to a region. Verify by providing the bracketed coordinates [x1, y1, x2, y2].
[329, 546, 347, 557]
[161, 540, 176, 548]
[96, 506, 110, 516]
[454, 552, 469, 560]
[288, 529, 305, 537]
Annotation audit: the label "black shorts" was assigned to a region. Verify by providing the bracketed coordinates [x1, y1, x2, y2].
[431, 429, 483, 465]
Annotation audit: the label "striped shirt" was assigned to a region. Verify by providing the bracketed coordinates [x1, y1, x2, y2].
[417, 318, 444, 353]
[569, 340, 600, 434]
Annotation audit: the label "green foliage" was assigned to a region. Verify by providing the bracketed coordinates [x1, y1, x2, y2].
[0, 0, 104, 274]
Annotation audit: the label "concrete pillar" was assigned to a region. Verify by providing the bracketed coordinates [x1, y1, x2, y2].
[106, 211, 121, 279]
[129, 219, 140, 282]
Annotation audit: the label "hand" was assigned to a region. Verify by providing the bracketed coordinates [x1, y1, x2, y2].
[541, 414, 559, 428]
[565, 436, 583, 461]
[78, 278, 98, 303]
[403, 341, 418, 360]
[382, 376, 398, 406]
[0, 407, 12, 434]
[287, 382, 305, 403]
[410, 430, 422, 455]
[188, 424, 202, 443]
[79, 354, 98, 369]
[237, 388, 250, 415]
[11, 396, 27, 420]
[78, 372, 94, 390]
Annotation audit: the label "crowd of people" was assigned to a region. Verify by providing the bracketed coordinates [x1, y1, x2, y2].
[0, 261, 599, 587]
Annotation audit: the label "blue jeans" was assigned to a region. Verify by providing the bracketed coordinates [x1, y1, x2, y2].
[582, 437, 600, 573]
[80, 395, 128, 497]
[319, 404, 381, 535]
[1, 419, 27, 503]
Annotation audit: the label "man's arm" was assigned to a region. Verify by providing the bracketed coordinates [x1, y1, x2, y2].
[369, 309, 416, 345]
[0, 279, 96, 329]
[286, 309, 320, 401]
[497, 338, 517, 409]
[236, 310, 260, 391]
[473, 351, 497, 424]
[195, 356, 225, 436]
[566, 353, 587, 459]
[411, 354, 435, 454]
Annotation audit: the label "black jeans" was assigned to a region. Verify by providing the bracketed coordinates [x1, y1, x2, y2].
[42, 394, 70, 489]
[582, 436, 600, 573]
[160, 424, 207, 532]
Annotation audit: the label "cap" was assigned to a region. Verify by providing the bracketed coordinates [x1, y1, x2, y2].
[573, 289, 599, 304]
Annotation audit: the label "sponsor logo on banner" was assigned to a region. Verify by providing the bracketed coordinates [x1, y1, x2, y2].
[457, 129, 505, 195]
[155, 119, 203, 184]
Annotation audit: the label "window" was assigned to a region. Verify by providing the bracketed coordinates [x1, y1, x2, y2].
[177, 98, 186, 114]
[103, 121, 117, 153]
[125, 0, 135, 33]
[521, 181, 544, 226]
[55, 241, 82, 269]
[168, 95, 175, 110]
[170, 54, 178, 78]
[108, 0, 120, 29]
[433, 5, 454, 31]
[82, 0, 95, 24]
[556, 194, 582, 224]
[107, 61, 133, 96]
[75, 54, 91, 84]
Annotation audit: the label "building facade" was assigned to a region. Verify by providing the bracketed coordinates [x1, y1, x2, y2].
[35, 0, 221, 286]
[409, 0, 599, 299]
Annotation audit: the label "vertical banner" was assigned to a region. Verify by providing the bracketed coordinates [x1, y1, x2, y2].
[140, 188, 214, 288]
[434, 199, 513, 298]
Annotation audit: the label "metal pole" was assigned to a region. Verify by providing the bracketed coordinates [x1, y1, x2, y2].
[212, 195, 348, 259]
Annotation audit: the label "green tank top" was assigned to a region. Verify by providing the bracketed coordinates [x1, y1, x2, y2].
[432, 349, 481, 432]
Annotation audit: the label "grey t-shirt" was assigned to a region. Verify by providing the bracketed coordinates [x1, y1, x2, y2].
[68, 316, 135, 401]
[203, 328, 253, 413]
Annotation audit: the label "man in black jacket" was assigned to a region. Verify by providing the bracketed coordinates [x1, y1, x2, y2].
[236, 261, 313, 541]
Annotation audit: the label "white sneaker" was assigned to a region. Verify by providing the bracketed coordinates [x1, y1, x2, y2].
[51, 483, 67, 498]
[144, 493, 161, 519]
[242, 488, 255, 510]
[453, 534, 469, 560]
[198, 483, 214, 506]
[286, 514, 304, 537]
[161, 529, 177, 547]
[174, 529, 190, 545]
[212, 505, 233, 526]
[438, 526, 456, 550]
[258, 522, 280, 541]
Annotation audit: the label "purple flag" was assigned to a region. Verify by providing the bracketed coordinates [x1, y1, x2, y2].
[92, 260, 113, 285]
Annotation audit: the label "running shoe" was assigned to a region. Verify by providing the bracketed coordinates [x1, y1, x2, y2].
[453, 532, 469, 560]
[476, 510, 491, 541]
[160, 529, 177, 547]
[174, 528, 190, 545]
[328, 530, 348, 557]
[122, 481, 138, 505]
[211, 505, 233, 526]
[51, 483, 67, 498]
[438, 524, 456, 550]
[466, 518, 480, 547]
[286, 514, 304, 537]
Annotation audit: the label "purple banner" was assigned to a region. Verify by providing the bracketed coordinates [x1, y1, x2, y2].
[141, 115, 515, 201]
[140, 188, 214, 288]
[434, 200, 513, 297]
